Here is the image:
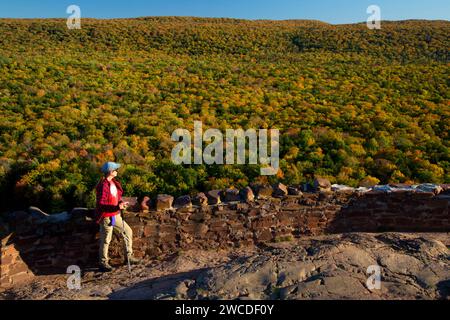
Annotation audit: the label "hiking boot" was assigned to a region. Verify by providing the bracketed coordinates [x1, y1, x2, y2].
[127, 256, 142, 265]
[99, 263, 114, 272]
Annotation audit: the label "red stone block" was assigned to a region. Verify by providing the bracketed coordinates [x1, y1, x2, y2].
[133, 250, 145, 259]
[160, 242, 177, 253]
[122, 197, 139, 212]
[180, 222, 197, 234]
[1, 277, 12, 288]
[251, 216, 276, 229]
[8, 263, 30, 275]
[130, 225, 143, 238]
[246, 209, 259, 217]
[412, 192, 435, 199]
[209, 218, 227, 226]
[255, 229, 273, 242]
[2, 245, 19, 256]
[123, 214, 142, 225]
[209, 225, 229, 233]
[159, 224, 176, 233]
[175, 211, 191, 221]
[240, 239, 254, 247]
[143, 224, 158, 237]
[159, 232, 177, 242]
[1, 254, 14, 265]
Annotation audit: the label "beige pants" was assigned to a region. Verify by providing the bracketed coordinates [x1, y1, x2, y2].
[99, 214, 133, 265]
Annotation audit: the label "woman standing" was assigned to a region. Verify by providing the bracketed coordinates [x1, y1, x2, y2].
[95, 162, 140, 272]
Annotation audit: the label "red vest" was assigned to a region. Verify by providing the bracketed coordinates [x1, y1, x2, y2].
[95, 178, 123, 223]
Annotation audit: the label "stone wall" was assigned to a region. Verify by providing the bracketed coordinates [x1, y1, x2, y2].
[1, 234, 35, 288]
[1, 185, 449, 289]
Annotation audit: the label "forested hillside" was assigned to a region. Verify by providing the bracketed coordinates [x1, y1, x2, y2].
[0, 17, 448, 212]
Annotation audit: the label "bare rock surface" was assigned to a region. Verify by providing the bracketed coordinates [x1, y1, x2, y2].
[1, 233, 448, 300]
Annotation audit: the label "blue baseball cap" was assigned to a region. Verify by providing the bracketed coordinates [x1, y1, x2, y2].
[101, 162, 121, 174]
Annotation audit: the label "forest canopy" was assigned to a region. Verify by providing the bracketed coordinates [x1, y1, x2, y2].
[0, 17, 449, 212]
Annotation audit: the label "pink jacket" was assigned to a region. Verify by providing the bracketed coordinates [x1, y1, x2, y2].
[95, 178, 124, 223]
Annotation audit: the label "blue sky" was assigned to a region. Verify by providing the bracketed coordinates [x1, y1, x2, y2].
[1, 0, 449, 24]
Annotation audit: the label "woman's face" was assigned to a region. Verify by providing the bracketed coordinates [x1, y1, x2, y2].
[108, 170, 118, 178]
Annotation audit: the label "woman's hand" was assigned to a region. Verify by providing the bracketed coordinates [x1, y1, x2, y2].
[119, 202, 129, 210]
